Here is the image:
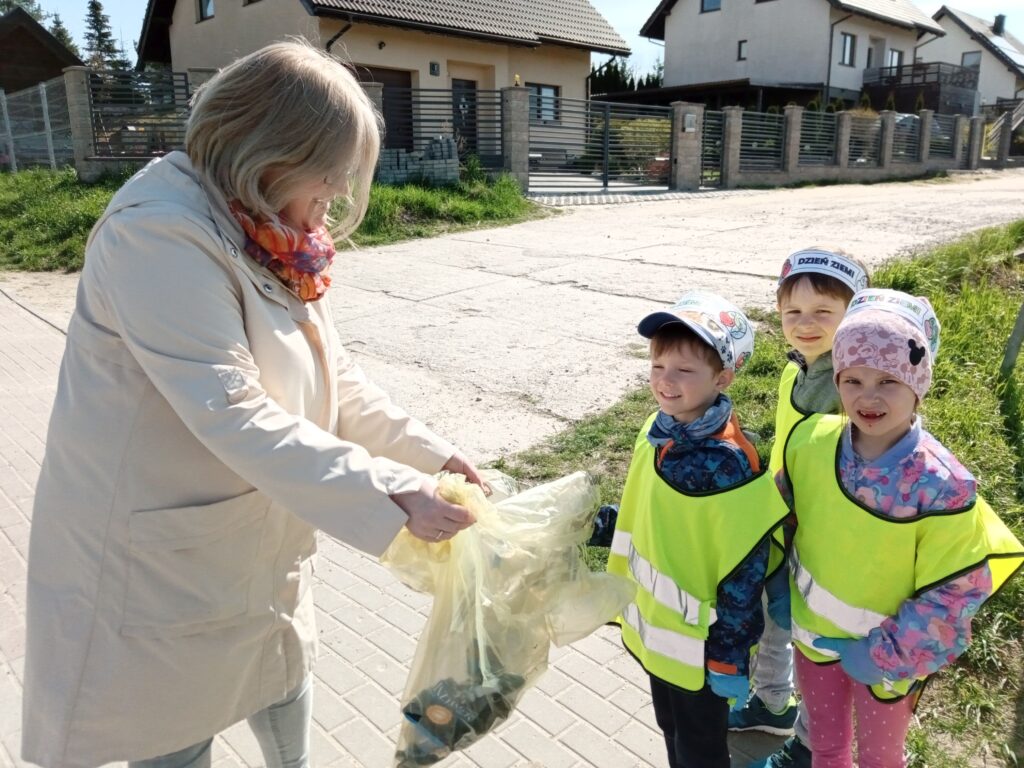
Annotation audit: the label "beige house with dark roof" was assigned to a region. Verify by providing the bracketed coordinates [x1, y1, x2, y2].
[136, 0, 628, 100]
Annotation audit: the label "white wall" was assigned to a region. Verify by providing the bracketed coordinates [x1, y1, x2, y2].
[662, 0, 829, 87]
[916, 18, 1022, 105]
[826, 11, 920, 95]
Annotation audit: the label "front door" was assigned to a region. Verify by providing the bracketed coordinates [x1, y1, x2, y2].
[451, 78, 478, 156]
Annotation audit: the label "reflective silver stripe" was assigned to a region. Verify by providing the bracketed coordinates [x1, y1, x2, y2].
[791, 618, 836, 658]
[791, 549, 886, 636]
[622, 602, 705, 668]
[611, 529, 631, 557]
[628, 544, 717, 627]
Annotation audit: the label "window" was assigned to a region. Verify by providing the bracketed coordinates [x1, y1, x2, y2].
[961, 51, 982, 69]
[737, 40, 747, 61]
[887, 49, 904, 68]
[701, 0, 721, 12]
[839, 32, 856, 66]
[526, 83, 559, 122]
[197, 0, 214, 20]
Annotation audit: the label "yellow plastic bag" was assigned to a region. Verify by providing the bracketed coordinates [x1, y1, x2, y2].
[382, 470, 634, 766]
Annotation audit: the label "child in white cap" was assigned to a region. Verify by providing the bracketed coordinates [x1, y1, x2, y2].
[777, 288, 1023, 768]
[607, 291, 789, 768]
[735, 247, 870, 768]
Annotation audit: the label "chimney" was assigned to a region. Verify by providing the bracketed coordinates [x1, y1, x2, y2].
[993, 14, 1006, 36]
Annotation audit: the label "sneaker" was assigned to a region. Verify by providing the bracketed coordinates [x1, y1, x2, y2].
[748, 736, 812, 768]
[727, 695, 797, 735]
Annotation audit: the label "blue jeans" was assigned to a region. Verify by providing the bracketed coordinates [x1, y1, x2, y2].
[128, 677, 312, 768]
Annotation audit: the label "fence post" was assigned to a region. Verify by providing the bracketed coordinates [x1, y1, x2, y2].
[878, 110, 896, 169]
[967, 116, 985, 170]
[721, 106, 743, 189]
[952, 115, 967, 165]
[39, 81, 56, 170]
[783, 104, 803, 173]
[918, 109, 933, 164]
[836, 111, 852, 169]
[500, 86, 529, 191]
[601, 102, 611, 188]
[669, 101, 704, 191]
[63, 66, 102, 182]
[997, 105, 1014, 167]
[0, 89, 15, 172]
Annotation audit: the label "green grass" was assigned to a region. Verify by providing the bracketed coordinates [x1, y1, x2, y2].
[493, 220, 1024, 766]
[0, 168, 544, 272]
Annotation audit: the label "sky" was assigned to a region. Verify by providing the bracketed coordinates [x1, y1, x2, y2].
[34, 0, 1024, 73]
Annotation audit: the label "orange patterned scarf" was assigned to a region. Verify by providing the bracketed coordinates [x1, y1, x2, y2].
[228, 202, 336, 302]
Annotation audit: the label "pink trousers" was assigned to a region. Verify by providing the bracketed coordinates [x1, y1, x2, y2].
[795, 650, 916, 768]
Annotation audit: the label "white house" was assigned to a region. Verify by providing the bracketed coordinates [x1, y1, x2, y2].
[917, 7, 1024, 107]
[639, 0, 944, 106]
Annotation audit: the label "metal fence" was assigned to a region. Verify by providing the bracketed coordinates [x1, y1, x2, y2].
[88, 69, 190, 158]
[848, 115, 882, 166]
[528, 97, 672, 190]
[798, 111, 836, 166]
[380, 87, 503, 169]
[891, 114, 920, 163]
[701, 110, 724, 187]
[739, 111, 784, 171]
[0, 76, 73, 171]
[930, 114, 957, 159]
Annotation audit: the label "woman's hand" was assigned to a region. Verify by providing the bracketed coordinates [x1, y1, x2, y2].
[392, 476, 476, 542]
[442, 451, 492, 496]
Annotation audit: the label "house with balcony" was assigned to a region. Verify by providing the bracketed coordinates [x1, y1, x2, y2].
[136, 0, 628, 170]
[916, 7, 1024, 109]
[630, 0, 950, 110]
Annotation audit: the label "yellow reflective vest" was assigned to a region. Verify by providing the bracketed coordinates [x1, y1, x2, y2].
[769, 361, 807, 476]
[608, 412, 790, 691]
[786, 414, 1024, 700]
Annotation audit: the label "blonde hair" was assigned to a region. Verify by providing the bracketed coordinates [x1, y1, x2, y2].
[185, 39, 381, 239]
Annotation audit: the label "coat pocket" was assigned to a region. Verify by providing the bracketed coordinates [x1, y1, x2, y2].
[121, 490, 269, 638]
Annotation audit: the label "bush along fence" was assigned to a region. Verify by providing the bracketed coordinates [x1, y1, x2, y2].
[0, 64, 1016, 191]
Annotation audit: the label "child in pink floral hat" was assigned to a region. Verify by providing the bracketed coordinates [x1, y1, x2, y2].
[775, 288, 1023, 768]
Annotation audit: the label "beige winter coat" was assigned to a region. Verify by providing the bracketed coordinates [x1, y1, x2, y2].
[22, 152, 455, 767]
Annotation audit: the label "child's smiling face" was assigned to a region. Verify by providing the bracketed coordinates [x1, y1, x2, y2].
[838, 365, 918, 460]
[779, 277, 849, 365]
[649, 342, 733, 424]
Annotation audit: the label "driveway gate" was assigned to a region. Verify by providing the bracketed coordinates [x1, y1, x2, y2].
[701, 110, 724, 187]
[528, 97, 672, 191]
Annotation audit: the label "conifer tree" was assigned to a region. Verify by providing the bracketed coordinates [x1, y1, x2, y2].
[49, 13, 81, 58]
[0, 0, 47, 21]
[84, 0, 130, 69]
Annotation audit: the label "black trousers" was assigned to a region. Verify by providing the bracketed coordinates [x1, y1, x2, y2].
[649, 674, 730, 768]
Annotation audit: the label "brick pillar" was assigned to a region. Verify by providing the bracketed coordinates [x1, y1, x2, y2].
[836, 111, 852, 169]
[952, 115, 967, 165]
[0, 89, 15, 172]
[783, 104, 803, 173]
[63, 66, 103, 182]
[967, 116, 985, 170]
[918, 109, 933, 163]
[501, 86, 530, 191]
[878, 110, 896, 169]
[670, 101, 704, 191]
[721, 106, 743, 189]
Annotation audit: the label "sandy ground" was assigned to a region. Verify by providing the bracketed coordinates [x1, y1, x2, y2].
[2, 169, 1023, 463]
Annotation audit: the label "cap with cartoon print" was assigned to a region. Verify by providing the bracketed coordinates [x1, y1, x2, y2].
[778, 248, 869, 295]
[638, 290, 755, 373]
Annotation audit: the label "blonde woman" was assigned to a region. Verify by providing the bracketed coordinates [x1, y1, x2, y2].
[22, 41, 481, 768]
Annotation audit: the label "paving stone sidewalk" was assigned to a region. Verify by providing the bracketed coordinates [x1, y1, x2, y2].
[0, 289, 781, 767]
